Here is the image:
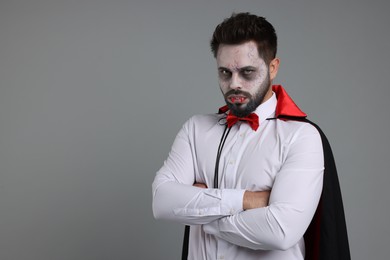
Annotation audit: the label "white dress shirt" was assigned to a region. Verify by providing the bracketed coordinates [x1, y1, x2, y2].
[152, 93, 324, 260]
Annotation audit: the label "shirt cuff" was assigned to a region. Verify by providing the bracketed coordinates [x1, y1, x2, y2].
[221, 189, 245, 215]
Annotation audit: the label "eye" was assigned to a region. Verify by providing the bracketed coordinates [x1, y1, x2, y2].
[218, 69, 231, 78]
[242, 69, 254, 75]
[240, 68, 257, 80]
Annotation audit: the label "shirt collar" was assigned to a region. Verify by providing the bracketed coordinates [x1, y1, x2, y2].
[253, 92, 277, 125]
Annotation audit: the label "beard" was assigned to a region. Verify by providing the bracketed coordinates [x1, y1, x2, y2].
[224, 74, 271, 118]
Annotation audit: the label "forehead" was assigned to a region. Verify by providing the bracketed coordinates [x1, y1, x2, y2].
[216, 41, 264, 68]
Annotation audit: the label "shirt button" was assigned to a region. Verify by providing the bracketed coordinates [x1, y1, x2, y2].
[229, 160, 234, 165]
[218, 256, 225, 259]
[240, 133, 245, 137]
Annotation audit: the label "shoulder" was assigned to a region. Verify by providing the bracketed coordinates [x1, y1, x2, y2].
[274, 118, 322, 143]
[275, 118, 318, 132]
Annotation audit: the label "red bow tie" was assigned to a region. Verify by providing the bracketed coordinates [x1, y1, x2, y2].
[226, 112, 259, 131]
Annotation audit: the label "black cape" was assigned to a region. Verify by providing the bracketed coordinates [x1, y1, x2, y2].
[278, 116, 351, 260]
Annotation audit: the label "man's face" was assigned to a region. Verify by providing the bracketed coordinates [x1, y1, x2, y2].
[216, 41, 276, 117]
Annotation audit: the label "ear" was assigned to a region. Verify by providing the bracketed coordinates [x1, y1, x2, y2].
[269, 58, 280, 81]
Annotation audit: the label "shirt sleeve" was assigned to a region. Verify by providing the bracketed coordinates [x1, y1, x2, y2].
[203, 123, 324, 250]
[152, 118, 245, 225]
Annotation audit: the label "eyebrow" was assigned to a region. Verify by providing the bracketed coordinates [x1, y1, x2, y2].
[218, 66, 258, 72]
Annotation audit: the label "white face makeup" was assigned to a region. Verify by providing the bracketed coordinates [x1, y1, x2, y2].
[216, 41, 272, 117]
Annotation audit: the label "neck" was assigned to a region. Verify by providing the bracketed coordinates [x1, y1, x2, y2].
[261, 85, 273, 104]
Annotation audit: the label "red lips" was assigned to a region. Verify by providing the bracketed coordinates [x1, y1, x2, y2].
[229, 95, 247, 103]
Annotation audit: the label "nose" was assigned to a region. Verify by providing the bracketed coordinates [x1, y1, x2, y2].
[229, 73, 242, 90]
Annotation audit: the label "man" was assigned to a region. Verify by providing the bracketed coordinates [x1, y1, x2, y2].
[152, 12, 350, 260]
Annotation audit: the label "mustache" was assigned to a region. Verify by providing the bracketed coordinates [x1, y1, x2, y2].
[224, 89, 251, 99]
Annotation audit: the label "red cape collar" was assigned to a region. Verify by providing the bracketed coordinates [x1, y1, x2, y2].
[272, 85, 307, 118]
[218, 85, 307, 118]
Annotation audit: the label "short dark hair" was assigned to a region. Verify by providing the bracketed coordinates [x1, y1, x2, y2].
[210, 12, 277, 64]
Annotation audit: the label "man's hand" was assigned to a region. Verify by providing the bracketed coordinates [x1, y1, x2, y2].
[193, 183, 208, 189]
[243, 190, 271, 210]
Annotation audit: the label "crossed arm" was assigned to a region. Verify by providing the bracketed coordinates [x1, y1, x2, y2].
[194, 182, 270, 210]
[153, 172, 321, 250]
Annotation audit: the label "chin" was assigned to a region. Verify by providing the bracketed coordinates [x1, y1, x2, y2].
[230, 107, 254, 118]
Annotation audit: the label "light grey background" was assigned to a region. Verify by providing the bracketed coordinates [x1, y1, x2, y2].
[0, 0, 389, 259]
